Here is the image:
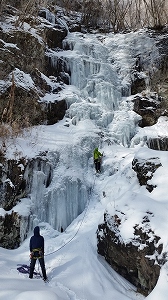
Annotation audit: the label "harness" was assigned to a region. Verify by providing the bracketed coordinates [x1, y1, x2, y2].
[31, 248, 43, 259]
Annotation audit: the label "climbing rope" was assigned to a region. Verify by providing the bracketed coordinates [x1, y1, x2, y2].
[45, 179, 96, 257]
[45, 206, 88, 256]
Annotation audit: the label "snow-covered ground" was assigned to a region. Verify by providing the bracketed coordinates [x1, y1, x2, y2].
[0, 20, 168, 299]
[1, 122, 168, 300]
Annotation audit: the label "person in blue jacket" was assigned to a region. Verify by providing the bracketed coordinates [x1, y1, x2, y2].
[29, 226, 47, 281]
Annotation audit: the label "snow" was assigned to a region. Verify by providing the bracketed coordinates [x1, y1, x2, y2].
[0, 19, 168, 300]
[0, 68, 35, 94]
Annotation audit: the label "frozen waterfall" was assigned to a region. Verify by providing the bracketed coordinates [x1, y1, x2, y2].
[31, 30, 158, 232]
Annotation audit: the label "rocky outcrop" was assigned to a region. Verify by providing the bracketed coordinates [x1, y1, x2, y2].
[0, 153, 53, 248]
[0, 83, 67, 127]
[150, 27, 168, 98]
[97, 152, 163, 296]
[0, 8, 68, 128]
[0, 85, 45, 127]
[0, 211, 30, 249]
[0, 154, 53, 211]
[131, 28, 168, 123]
[132, 156, 162, 192]
[147, 137, 168, 151]
[39, 9, 68, 49]
[0, 28, 46, 76]
[131, 62, 146, 95]
[46, 100, 67, 125]
[132, 27, 168, 93]
[132, 91, 168, 151]
[97, 211, 164, 296]
[0, 157, 27, 211]
[132, 92, 162, 127]
[0, 211, 21, 249]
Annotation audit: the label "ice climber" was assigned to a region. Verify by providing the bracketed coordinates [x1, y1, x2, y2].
[29, 226, 47, 281]
[93, 147, 103, 173]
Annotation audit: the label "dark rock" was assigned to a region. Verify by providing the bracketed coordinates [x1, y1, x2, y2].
[148, 29, 168, 112]
[46, 99, 67, 125]
[0, 29, 46, 75]
[58, 72, 70, 84]
[132, 157, 161, 192]
[0, 211, 21, 248]
[97, 212, 163, 296]
[31, 68, 52, 93]
[69, 23, 81, 32]
[132, 93, 162, 127]
[44, 26, 67, 49]
[0, 158, 27, 211]
[45, 53, 70, 78]
[131, 73, 146, 95]
[0, 85, 45, 127]
[147, 137, 168, 151]
[0, 154, 54, 248]
[0, 10, 69, 129]
[39, 9, 48, 20]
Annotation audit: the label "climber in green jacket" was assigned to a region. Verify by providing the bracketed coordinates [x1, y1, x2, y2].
[93, 147, 103, 173]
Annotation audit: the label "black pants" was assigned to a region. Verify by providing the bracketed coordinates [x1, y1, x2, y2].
[94, 159, 101, 172]
[29, 257, 47, 280]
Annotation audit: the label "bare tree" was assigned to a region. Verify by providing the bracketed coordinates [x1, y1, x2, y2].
[1, 73, 15, 125]
[81, 0, 103, 29]
[143, 0, 167, 28]
[15, 0, 48, 27]
[0, 0, 7, 18]
[104, 0, 132, 32]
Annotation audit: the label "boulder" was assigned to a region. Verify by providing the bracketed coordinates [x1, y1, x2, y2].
[97, 211, 163, 296]
[132, 92, 162, 127]
[0, 29, 46, 75]
[132, 157, 162, 192]
[0, 211, 21, 249]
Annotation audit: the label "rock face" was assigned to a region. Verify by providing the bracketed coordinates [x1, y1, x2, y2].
[131, 28, 168, 134]
[96, 113, 165, 296]
[0, 7, 68, 128]
[0, 29, 45, 75]
[0, 211, 21, 249]
[147, 137, 168, 151]
[0, 157, 27, 211]
[132, 92, 162, 127]
[0, 153, 53, 248]
[97, 212, 163, 296]
[150, 28, 168, 100]
[46, 100, 67, 125]
[132, 157, 162, 192]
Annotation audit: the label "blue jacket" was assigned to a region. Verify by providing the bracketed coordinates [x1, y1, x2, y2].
[29, 226, 44, 253]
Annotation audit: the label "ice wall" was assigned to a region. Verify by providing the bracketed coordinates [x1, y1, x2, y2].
[29, 145, 92, 232]
[29, 30, 159, 233]
[29, 33, 132, 231]
[49, 32, 122, 114]
[60, 31, 159, 144]
[31, 168, 88, 231]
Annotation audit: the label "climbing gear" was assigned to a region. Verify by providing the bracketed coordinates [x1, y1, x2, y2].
[17, 264, 41, 278]
[30, 248, 43, 259]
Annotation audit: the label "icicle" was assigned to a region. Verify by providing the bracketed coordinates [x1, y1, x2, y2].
[45, 10, 56, 24]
